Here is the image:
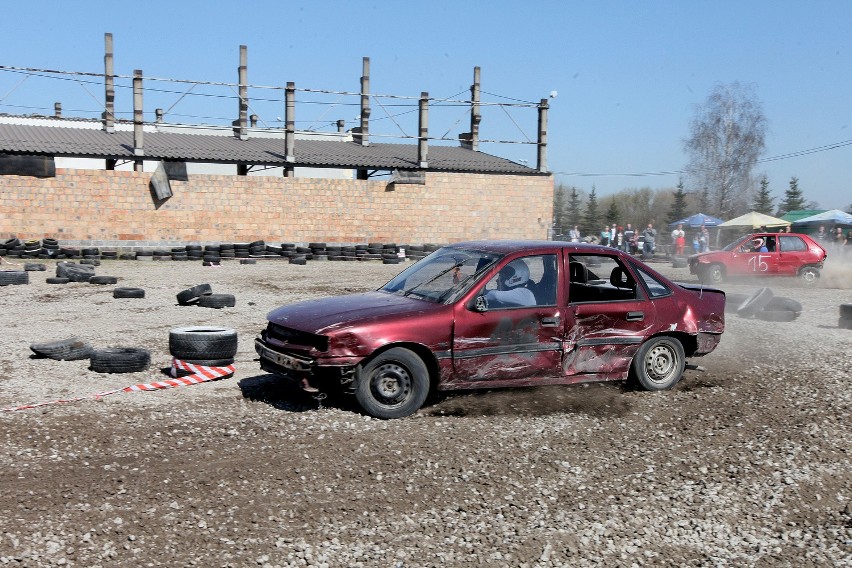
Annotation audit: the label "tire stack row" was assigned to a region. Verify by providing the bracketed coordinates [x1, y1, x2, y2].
[29, 338, 151, 374]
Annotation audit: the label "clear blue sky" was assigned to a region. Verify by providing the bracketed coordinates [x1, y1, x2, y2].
[1, 1, 850, 211]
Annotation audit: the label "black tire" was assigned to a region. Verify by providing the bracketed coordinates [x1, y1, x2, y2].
[90, 347, 151, 373]
[113, 287, 145, 299]
[45, 277, 70, 284]
[699, 263, 725, 285]
[630, 336, 685, 391]
[178, 357, 235, 367]
[841, 304, 852, 319]
[24, 262, 47, 271]
[0, 270, 28, 286]
[64, 265, 95, 282]
[30, 337, 93, 361]
[798, 266, 820, 284]
[290, 257, 307, 265]
[671, 257, 687, 268]
[755, 310, 798, 322]
[176, 283, 213, 305]
[737, 287, 774, 318]
[355, 347, 430, 419]
[197, 293, 236, 309]
[839, 317, 852, 330]
[89, 275, 118, 285]
[239, 259, 257, 264]
[763, 297, 803, 314]
[724, 293, 750, 313]
[169, 326, 238, 360]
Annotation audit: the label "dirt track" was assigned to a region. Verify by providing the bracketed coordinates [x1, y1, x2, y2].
[0, 256, 850, 567]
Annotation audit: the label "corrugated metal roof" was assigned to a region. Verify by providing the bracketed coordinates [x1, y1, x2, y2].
[0, 122, 543, 175]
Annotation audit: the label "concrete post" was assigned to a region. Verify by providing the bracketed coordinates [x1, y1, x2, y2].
[359, 57, 370, 146]
[54, 103, 61, 118]
[284, 82, 295, 177]
[155, 108, 163, 124]
[470, 66, 481, 151]
[133, 70, 144, 171]
[337, 119, 345, 133]
[537, 98, 548, 172]
[418, 92, 429, 168]
[237, 45, 248, 140]
[103, 33, 115, 133]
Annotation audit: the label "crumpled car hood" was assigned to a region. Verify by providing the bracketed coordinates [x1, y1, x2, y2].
[266, 291, 442, 333]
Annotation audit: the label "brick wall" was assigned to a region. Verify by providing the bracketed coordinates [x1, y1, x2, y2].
[0, 169, 554, 247]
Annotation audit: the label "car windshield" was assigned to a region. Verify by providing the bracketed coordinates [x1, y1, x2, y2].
[380, 247, 502, 303]
[722, 237, 750, 251]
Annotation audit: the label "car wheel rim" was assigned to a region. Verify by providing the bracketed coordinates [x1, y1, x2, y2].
[802, 270, 816, 282]
[710, 268, 723, 283]
[644, 343, 678, 385]
[370, 362, 411, 405]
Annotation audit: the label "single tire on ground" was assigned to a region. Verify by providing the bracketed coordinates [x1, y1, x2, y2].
[113, 287, 145, 299]
[0, 271, 29, 286]
[197, 293, 236, 309]
[30, 337, 93, 361]
[169, 326, 238, 360]
[671, 257, 688, 268]
[763, 297, 803, 314]
[89, 275, 118, 285]
[839, 304, 852, 319]
[176, 283, 213, 305]
[89, 347, 151, 373]
[64, 265, 95, 282]
[737, 287, 774, 318]
[724, 293, 749, 313]
[24, 263, 47, 271]
[755, 310, 799, 322]
[45, 277, 70, 284]
[838, 317, 852, 330]
[355, 347, 430, 419]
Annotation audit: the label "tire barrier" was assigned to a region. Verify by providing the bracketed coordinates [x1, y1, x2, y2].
[113, 287, 145, 299]
[169, 326, 238, 360]
[0, 270, 29, 286]
[89, 347, 152, 373]
[176, 283, 213, 305]
[197, 293, 236, 309]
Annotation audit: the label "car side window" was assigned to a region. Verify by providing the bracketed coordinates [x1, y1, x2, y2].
[779, 235, 807, 252]
[635, 267, 672, 298]
[479, 254, 557, 309]
[568, 254, 638, 303]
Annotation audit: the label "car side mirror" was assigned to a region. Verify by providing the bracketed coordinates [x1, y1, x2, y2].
[474, 295, 489, 312]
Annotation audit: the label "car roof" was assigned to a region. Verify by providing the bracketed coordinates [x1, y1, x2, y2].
[448, 239, 614, 254]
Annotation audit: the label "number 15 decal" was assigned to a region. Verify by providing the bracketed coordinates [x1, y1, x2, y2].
[748, 255, 770, 272]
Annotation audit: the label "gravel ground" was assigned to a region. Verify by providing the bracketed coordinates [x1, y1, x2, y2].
[0, 255, 850, 567]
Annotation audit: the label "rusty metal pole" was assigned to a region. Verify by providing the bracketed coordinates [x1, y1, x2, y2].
[103, 33, 115, 133]
[537, 98, 548, 172]
[470, 66, 480, 151]
[418, 92, 429, 168]
[284, 82, 296, 177]
[133, 70, 144, 172]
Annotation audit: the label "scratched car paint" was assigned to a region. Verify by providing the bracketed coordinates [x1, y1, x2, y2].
[256, 240, 726, 418]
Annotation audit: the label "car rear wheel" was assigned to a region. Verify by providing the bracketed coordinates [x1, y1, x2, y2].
[699, 263, 725, 284]
[798, 266, 820, 284]
[355, 347, 430, 419]
[631, 336, 685, 391]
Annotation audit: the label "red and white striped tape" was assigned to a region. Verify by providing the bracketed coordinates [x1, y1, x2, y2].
[1, 358, 235, 412]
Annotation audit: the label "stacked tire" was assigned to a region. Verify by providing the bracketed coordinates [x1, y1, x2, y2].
[169, 326, 238, 377]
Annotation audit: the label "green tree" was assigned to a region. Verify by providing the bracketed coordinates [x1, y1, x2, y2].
[668, 179, 688, 225]
[698, 188, 710, 213]
[566, 186, 583, 229]
[777, 176, 805, 216]
[605, 200, 619, 225]
[752, 175, 774, 214]
[684, 82, 767, 218]
[552, 184, 567, 236]
[582, 186, 600, 237]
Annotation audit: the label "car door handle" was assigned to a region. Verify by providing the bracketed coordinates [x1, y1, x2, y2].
[626, 311, 644, 321]
[541, 317, 560, 327]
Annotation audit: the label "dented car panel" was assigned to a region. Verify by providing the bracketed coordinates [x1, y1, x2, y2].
[256, 240, 726, 410]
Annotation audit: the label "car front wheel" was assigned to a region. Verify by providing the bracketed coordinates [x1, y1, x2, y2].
[355, 347, 430, 419]
[699, 263, 725, 284]
[631, 336, 685, 391]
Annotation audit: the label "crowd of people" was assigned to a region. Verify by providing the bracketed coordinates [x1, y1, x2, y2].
[813, 224, 851, 256]
[563, 222, 711, 259]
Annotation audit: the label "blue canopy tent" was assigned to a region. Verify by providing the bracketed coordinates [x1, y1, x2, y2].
[668, 213, 725, 228]
[790, 209, 852, 227]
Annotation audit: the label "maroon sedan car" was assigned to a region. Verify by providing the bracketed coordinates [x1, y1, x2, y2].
[256, 241, 726, 418]
[689, 232, 827, 285]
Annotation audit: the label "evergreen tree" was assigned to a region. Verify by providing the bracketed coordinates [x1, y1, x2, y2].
[605, 200, 619, 225]
[752, 175, 774, 214]
[552, 184, 567, 236]
[567, 186, 583, 229]
[668, 179, 687, 224]
[582, 186, 600, 237]
[777, 176, 805, 216]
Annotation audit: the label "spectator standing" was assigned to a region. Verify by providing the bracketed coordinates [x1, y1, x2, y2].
[609, 224, 617, 247]
[699, 225, 710, 252]
[671, 223, 686, 256]
[641, 223, 656, 259]
[623, 224, 635, 253]
[615, 226, 624, 251]
[600, 225, 611, 246]
[833, 227, 847, 252]
[568, 225, 581, 243]
[815, 225, 828, 242]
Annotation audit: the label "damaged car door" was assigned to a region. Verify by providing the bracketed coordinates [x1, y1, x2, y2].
[449, 253, 563, 388]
